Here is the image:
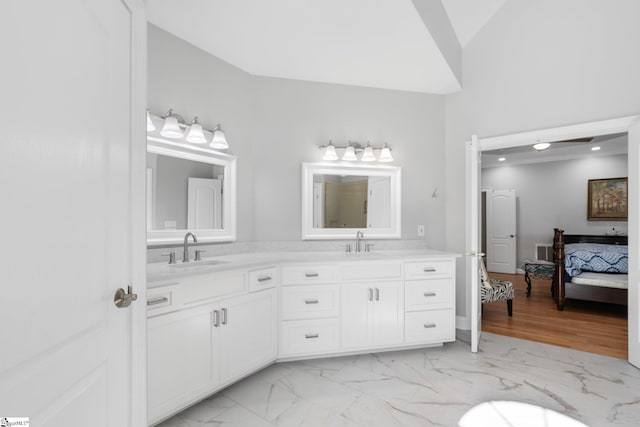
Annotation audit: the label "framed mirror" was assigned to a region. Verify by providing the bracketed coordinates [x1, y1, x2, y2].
[147, 136, 236, 245]
[301, 163, 401, 240]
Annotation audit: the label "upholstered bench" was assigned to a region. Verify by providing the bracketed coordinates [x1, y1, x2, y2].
[522, 260, 556, 297]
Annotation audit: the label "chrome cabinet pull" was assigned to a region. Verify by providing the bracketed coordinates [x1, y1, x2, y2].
[375, 288, 380, 301]
[305, 272, 319, 278]
[423, 292, 437, 297]
[221, 308, 228, 325]
[147, 296, 169, 306]
[213, 310, 220, 327]
[423, 323, 436, 328]
[305, 299, 319, 304]
[305, 333, 319, 339]
[257, 275, 272, 282]
[368, 288, 373, 301]
[423, 267, 437, 272]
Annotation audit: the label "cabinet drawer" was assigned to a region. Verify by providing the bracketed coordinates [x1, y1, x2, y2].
[280, 318, 340, 356]
[248, 267, 277, 292]
[281, 265, 338, 285]
[341, 263, 402, 281]
[405, 279, 454, 311]
[404, 309, 455, 344]
[405, 259, 454, 279]
[281, 284, 340, 320]
[147, 283, 179, 316]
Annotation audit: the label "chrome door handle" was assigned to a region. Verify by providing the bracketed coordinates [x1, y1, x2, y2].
[368, 288, 373, 301]
[114, 286, 138, 308]
[375, 288, 380, 301]
[221, 308, 227, 325]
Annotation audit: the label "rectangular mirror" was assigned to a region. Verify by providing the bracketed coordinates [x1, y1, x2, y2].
[302, 163, 401, 239]
[147, 136, 236, 245]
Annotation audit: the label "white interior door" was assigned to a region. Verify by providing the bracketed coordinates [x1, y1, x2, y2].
[486, 189, 517, 273]
[466, 136, 482, 353]
[0, 1, 146, 425]
[188, 177, 222, 229]
[368, 176, 391, 228]
[313, 182, 324, 228]
[629, 120, 640, 369]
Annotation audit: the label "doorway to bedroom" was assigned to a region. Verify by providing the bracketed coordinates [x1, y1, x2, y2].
[468, 117, 640, 366]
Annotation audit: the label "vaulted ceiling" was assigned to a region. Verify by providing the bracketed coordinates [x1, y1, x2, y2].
[147, 0, 507, 94]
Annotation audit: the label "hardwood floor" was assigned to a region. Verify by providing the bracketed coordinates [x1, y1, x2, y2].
[482, 272, 628, 359]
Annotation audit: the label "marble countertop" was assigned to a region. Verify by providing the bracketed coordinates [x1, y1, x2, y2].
[147, 248, 460, 285]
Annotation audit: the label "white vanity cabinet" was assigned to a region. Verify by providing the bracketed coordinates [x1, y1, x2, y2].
[279, 264, 341, 357]
[340, 262, 404, 350]
[147, 272, 277, 426]
[403, 259, 456, 345]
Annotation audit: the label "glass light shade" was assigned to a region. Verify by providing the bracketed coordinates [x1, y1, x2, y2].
[186, 118, 207, 144]
[361, 146, 376, 162]
[323, 144, 338, 161]
[378, 146, 394, 162]
[160, 115, 184, 138]
[342, 146, 357, 161]
[210, 125, 229, 149]
[146, 110, 155, 132]
[533, 142, 550, 151]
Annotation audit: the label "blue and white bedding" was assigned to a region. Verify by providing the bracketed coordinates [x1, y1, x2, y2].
[564, 243, 628, 277]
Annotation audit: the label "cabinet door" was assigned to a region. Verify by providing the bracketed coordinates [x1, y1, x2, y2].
[219, 289, 278, 384]
[341, 283, 372, 349]
[148, 304, 218, 424]
[371, 281, 404, 346]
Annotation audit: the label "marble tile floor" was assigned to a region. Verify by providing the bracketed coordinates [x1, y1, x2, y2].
[156, 332, 640, 427]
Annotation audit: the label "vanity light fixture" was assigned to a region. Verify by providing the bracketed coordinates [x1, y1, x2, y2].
[322, 141, 339, 161]
[533, 142, 551, 151]
[160, 109, 185, 139]
[319, 141, 394, 163]
[185, 117, 207, 144]
[147, 109, 230, 150]
[146, 110, 156, 132]
[209, 124, 229, 149]
[361, 143, 376, 162]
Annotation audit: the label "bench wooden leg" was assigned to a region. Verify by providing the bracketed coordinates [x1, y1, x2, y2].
[507, 299, 513, 317]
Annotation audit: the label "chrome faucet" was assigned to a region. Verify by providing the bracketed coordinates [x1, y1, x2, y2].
[182, 232, 198, 262]
[355, 230, 364, 253]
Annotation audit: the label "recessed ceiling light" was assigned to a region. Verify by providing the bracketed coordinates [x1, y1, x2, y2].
[498, 157, 506, 162]
[591, 146, 601, 151]
[533, 142, 551, 151]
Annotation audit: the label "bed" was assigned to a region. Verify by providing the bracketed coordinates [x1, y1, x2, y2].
[552, 228, 628, 310]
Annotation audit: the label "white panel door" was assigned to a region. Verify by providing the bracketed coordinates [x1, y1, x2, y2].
[341, 284, 372, 349]
[466, 136, 482, 353]
[0, 1, 145, 426]
[313, 182, 324, 228]
[629, 120, 640, 369]
[368, 176, 391, 228]
[486, 189, 517, 273]
[371, 282, 404, 346]
[188, 177, 222, 229]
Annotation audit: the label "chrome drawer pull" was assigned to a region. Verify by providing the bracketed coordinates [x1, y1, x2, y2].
[305, 299, 319, 304]
[257, 275, 272, 282]
[221, 308, 228, 325]
[147, 297, 169, 306]
[423, 323, 437, 328]
[423, 292, 437, 297]
[213, 310, 220, 327]
[305, 272, 319, 278]
[305, 333, 319, 339]
[423, 267, 437, 272]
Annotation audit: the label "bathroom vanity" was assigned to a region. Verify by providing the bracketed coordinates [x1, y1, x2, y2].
[146, 251, 458, 425]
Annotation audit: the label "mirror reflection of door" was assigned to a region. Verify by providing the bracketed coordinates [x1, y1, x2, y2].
[188, 177, 222, 229]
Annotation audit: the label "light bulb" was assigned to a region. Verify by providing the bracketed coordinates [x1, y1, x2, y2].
[533, 142, 550, 151]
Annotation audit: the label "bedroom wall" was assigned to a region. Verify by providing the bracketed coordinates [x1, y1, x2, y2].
[444, 0, 640, 325]
[482, 153, 628, 269]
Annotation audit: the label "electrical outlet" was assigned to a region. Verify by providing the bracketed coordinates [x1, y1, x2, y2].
[418, 225, 425, 237]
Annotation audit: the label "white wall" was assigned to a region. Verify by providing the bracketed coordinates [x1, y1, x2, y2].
[445, 0, 640, 323]
[482, 154, 628, 268]
[148, 25, 447, 247]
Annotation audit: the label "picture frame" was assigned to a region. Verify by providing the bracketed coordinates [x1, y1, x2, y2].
[587, 177, 628, 221]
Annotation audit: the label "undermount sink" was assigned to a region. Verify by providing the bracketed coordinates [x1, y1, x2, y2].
[170, 259, 228, 269]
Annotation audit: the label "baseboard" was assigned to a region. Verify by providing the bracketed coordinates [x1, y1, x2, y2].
[456, 315, 469, 330]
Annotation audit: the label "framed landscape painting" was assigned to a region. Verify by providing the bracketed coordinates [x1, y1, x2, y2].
[587, 177, 628, 220]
